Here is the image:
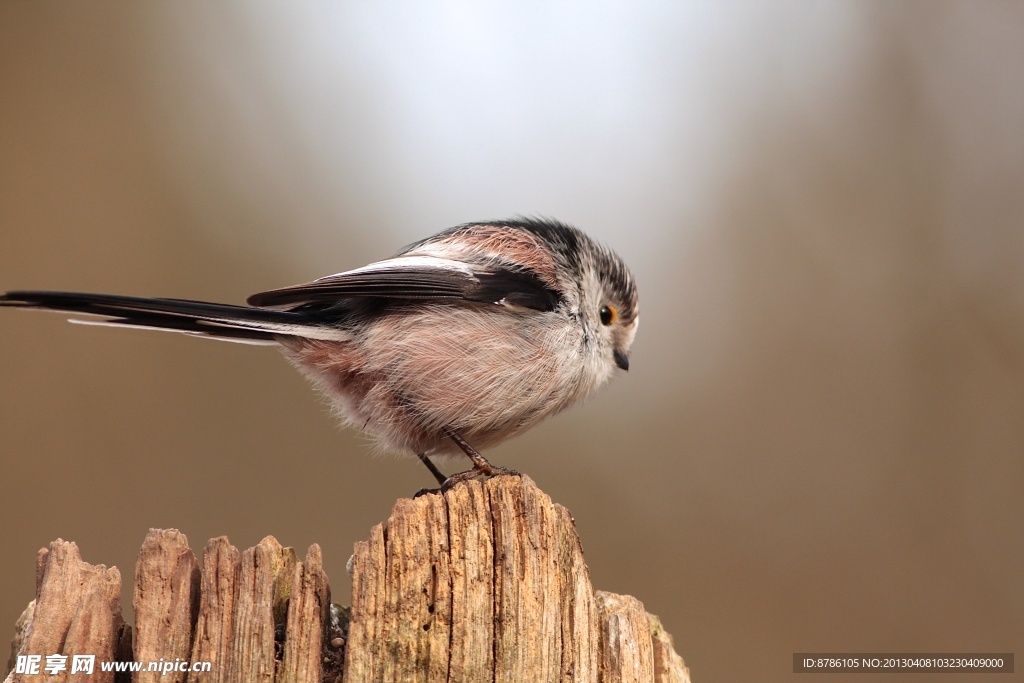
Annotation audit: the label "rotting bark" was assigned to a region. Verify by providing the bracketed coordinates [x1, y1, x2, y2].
[5, 476, 690, 683]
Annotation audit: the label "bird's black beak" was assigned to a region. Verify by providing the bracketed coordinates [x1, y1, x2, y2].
[614, 349, 630, 371]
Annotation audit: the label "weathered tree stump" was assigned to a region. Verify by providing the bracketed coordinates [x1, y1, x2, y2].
[5, 476, 690, 682]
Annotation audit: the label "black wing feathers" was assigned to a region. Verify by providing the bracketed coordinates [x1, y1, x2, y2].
[0, 291, 297, 321]
[474, 270, 559, 311]
[247, 264, 559, 312]
[246, 267, 472, 307]
[1, 259, 560, 343]
[0, 291, 307, 340]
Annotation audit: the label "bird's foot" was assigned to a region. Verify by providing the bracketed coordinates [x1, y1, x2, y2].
[414, 464, 521, 497]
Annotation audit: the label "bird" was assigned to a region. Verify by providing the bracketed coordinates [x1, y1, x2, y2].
[1, 218, 639, 488]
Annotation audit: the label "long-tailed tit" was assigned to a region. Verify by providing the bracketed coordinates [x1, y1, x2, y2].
[1, 218, 639, 487]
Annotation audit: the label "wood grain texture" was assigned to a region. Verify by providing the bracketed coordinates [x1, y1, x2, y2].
[6, 477, 689, 683]
[596, 592, 655, 683]
[340, 476, 684, 683]
[5, 600, 34, 676]
[444, 480, 494, 681]
[231, 536, 297, 682]
[7, 540, 123, 683]
[648, 614, 692, 683]
[278, 545, 330, 683]
[187, 537, 241, 683]
[133, 529, 200, 683]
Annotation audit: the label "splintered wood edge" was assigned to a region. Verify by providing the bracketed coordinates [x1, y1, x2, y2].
[5, 535, 330, 683]
[6, 600, 34, 675]
[278, 545, 330, 683]
[8, 540, 123, 683]
[596, 591, 655, 683]
[648, 612, 693, 683]
[133, 528, 200, 683]
[444, 480, 494, 680]
[231, 536, 296, 682]
[346, 475, 680, 682]
[595, 592, 692, 683]
[488, 475, 599, 681]
[6, 479, 689, 683]
[188, 536, 241, 683]
[345, 522, 386, 683]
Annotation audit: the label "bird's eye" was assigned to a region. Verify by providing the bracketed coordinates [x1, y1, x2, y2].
[600, 305, 618, 326]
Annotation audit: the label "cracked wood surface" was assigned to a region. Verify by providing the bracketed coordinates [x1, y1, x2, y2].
[342, 475, 690, 682]
[5, 475, 689, 683]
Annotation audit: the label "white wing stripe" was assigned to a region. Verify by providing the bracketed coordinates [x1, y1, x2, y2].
[314, 256, 475, 282]
[68, 317, 348, 342]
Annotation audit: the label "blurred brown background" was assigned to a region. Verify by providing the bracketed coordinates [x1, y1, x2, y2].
[1, 2, 1021, 681]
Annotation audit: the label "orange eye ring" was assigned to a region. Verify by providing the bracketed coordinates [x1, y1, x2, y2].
[600, 305, 618, 326]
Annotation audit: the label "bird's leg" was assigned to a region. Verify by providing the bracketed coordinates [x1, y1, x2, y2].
[439, 427, 519, 490]
[415, 429, 520, 496]
[444, 428, 498, 474]
[417, 452, 448, 486]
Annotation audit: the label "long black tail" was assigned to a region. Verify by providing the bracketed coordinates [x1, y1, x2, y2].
[0, 291, 348, 343]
